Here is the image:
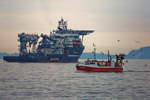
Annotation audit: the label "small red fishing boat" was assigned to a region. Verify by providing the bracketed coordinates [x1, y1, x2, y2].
[76, 46, 125, 72]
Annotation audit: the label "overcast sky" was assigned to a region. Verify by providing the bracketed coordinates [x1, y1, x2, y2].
[0, 0, 150, 54]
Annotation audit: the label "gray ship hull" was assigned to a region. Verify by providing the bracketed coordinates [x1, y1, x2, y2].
[3, 54, 80, 63]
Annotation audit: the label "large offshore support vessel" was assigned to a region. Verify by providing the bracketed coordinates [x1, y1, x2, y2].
[3, 18, 94, 62]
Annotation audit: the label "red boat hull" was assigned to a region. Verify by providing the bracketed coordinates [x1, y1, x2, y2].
[76, 65, 123, 72]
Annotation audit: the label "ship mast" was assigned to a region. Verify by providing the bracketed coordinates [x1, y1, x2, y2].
[58, 18, 67, 30]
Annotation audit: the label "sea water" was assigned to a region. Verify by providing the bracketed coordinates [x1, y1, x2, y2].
[0, 59, 150, 100]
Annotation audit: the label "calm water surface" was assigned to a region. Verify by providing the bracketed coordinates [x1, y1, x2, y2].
[0, 59, 150, 100]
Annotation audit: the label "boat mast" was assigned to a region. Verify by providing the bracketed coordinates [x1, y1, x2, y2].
[93, 43, 96, 60]
[108, 50, 110, 61]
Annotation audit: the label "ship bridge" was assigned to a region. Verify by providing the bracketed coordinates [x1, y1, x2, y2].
[68, 30, 94, 35]
[55, 18, 94, 35]
[55, 29, 94, 35]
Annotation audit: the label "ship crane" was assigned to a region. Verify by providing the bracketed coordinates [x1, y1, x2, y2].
[18, 33, 39, 55]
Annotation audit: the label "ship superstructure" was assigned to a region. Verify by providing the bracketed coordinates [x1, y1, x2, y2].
[3, 18, 94, 62]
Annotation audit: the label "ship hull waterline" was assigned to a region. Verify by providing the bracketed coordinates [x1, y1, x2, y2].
[3, 55, 79, 63]
[76, 65, 123, 72]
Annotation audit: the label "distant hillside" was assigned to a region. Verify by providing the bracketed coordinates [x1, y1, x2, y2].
[80, 52, 115, 59]
[126, 46, 150, 59]
[0, 52, 19, 59]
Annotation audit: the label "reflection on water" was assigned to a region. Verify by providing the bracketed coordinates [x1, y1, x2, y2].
[0, 60, 150, 100]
